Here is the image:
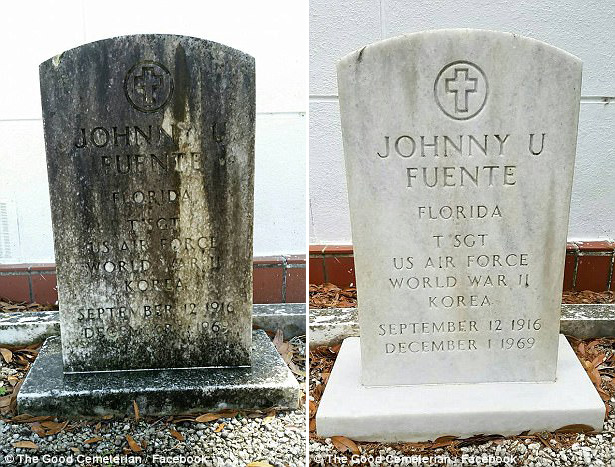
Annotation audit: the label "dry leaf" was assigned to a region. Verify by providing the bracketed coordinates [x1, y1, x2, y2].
[263, 410, 276, 424]
[125, 434, 142, 452]
[10, 414, 52, 423]
[309, 418, 316, 432]
[84, 437, 103, 444]
[272, 329, 284, 350]
[41, 421, 65, 430]
[133, 400, 140, 421]
[578, 342, 586, 356]
[589, 368, 602, 386]
[555, 424, 595, 433]
[195, 411, 238, 423]
[94, 422, 101, 432]
[102, 415, 113, 420]
[331, 436, 360, 455]
[169, 429, 185, 441]
[308, 400, 317, 417]
[432, 435, 458, 448]
[592, 353, 606, 368]
[214, 423, 225, 433]
[0, 348, 13, 364]
[13, 441, 38, 449]
[9, 380, 23, 413]
[30, 424, 46, 437]
[195, 413, 223, 423]
[7, 375, 19, 386]
[247, 462, 273, 467]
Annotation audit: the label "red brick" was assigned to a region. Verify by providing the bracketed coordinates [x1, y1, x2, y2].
[566, 242, 578, 253]
[31, 273, 58, 305]
[324, 256, 356, 288]
[286, 267, 306, 303]
[576, 241, 615, 253]
[575, 255, 612, 291]
[0, 275, 31, 302]
[563, 253, 576, 291]
[0, 264, 30, 273]
[253, 267, 284, 303]
[286, 255, 306, 265]
[253, 256, 285, 266]
[309, 256, 325, 285]
[29, 264, 57, 272]
[322, 245, 354, 255]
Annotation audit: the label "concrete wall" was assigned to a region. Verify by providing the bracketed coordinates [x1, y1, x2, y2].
[0, 0, 307, 263]
[310, 0, 615, 245]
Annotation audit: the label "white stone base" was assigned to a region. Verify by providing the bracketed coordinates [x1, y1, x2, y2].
[316, 335, 605, 442]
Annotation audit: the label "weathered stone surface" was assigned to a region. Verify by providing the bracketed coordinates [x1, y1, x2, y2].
[0, 311, 60, 347]
[560, 304, 615, 339]
[316, 335, 604, 442]
[0, 304, 306, 347]
[40, 35, 255, 372]
[18, 331, 299, 417]
[336, 30, 582, 386]
[252, 303, 306, 338]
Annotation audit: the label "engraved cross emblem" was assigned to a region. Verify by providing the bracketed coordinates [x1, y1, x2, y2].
[445, 68, 478, 113]
[134, 66, 163, 105]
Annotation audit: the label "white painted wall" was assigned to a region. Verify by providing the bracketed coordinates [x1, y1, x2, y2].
[0, 0, 307, 263]
[310, 0, 615, 244]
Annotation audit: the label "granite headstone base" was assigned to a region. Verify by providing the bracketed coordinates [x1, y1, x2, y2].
[317, 335, 605, 442]
[18, 331, 299, 417]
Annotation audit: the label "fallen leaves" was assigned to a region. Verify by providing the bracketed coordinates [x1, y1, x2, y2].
[84, 436, 102, 444]
[555, 424, 595, 433]
[133, 400, 140, 421]
[194, 410, 238, 423]
[169, 429, 185, 441]
[263, 409, 276, 424]
[310, 283, 357, 309]
[246, 462, 273, 467]
[10, 414, 53, 423]
[562, 290, 615, 304]
[125, 434, 142, 452]
[0, 298, 57, 313]
[30, 420, 68, 437]
[271, 330, 305, 379]
[0, 348, 13, 363]
[331, 436, 360, 455]
[12, 440, 38, 449]
[569, 336, 615, 414]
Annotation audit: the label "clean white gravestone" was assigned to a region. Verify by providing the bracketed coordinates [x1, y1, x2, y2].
[317, 29, 605, 442]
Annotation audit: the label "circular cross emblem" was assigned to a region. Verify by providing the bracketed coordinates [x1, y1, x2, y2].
[124, 61, 173, 112]
[434, 61, 488, 120]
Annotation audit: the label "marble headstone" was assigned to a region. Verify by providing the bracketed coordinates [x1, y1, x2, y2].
[317, 29, 604, 441]
[18, 35, 299, 416]
[41, 34, 254, 372]
[340, 29, 579, 386]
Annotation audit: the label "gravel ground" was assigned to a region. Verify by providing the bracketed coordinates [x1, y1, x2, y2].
[0, 336, 306, 467]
